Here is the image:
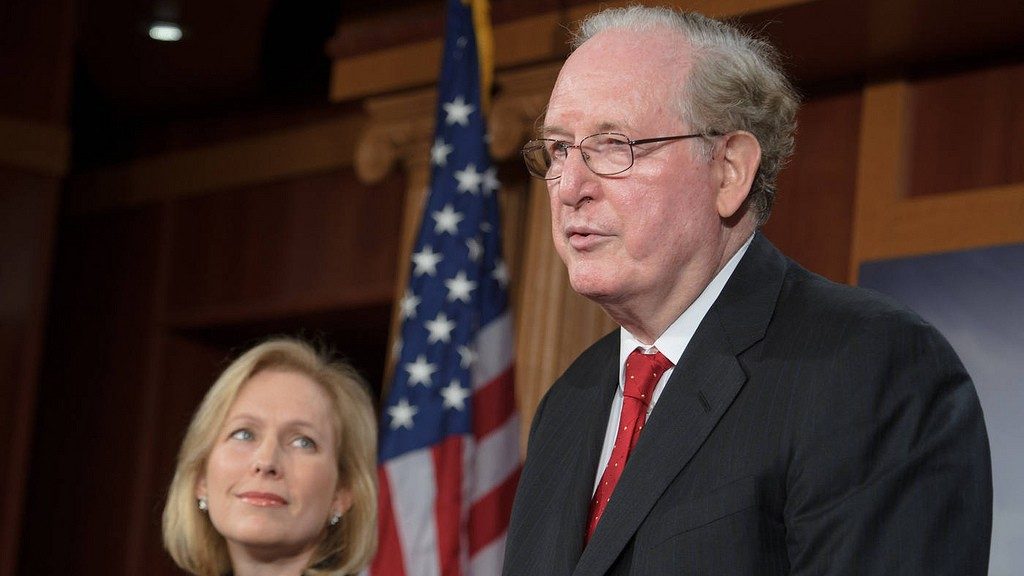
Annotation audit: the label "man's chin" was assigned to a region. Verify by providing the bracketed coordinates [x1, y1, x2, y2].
[568, 274, 618, 304]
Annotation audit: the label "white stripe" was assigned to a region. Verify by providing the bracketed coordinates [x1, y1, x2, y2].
[468, 532, 507, 576]
[471, 414, 521, 502]
[385, 449, 441, 576]
[472, 312, 514, 389]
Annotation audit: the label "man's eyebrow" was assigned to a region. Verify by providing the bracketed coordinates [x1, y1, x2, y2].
[540, 122, 630, 139]
[539, 125, 569, 138]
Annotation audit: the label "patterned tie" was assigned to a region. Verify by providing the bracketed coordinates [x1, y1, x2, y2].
[585, 348, 673, 543]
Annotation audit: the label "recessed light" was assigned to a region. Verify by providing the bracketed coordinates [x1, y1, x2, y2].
[149, 22, 182, 42]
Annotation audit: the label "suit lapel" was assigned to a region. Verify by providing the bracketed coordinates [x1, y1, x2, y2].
[571, 233, 788, 576]
[560, 338, 621, 560]
[506, 332, 620, 575]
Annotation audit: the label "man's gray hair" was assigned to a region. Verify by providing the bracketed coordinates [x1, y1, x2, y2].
[572, 6, 800, 225]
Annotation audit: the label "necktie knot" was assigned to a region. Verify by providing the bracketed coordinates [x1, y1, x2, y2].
[623, 348, 673, 406]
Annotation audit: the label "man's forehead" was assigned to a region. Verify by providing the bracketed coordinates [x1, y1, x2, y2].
[544, 28, 691, 121]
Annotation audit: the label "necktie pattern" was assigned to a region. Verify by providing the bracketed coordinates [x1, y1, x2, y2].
[585, 348, 673, 542]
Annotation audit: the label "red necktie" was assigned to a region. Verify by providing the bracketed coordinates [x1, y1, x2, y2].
[585, 348, 673, 542]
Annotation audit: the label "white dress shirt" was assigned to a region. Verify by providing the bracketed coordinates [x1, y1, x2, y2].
[592, 234, 754, 495]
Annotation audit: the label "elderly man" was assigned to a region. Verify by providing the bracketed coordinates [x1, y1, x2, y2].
[503, 6, 991, 576]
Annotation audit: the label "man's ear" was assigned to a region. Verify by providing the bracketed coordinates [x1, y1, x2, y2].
[715, 131, 761, 219]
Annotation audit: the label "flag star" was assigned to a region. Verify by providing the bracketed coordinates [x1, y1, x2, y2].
[443, 95, 475, 126]
[482, 167, 500, 195]
[492, 258, 509, 287]
[458, 345, 477, 369]
[399, 289, 421, 320]
[445, 270, 477, 303]
[465, 237, 483, 262]
[431, 137, 454, 167]
[432, 203, 464, 236]
[480, 222, 493, 233]
[425, 311, 456, 344]
[412, 245, 443, 276]
[405, 354, 437, 387]
[454, 163, 483, 194]
[441, 380, 471, 411]
[387, 398, 418, 430]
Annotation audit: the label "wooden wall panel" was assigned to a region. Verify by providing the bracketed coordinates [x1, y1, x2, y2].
[0, 1, 73, 571]
[0, 0, 73, 123]
[19, 205, 162, 575]
[0, 173, 58, 576]
[909, 61, 1024, 197]
[138, 336, 232, 576]
[166, 169, 405, 327]
[764, 89, 863, 283]
[851, 80, 1024, 279]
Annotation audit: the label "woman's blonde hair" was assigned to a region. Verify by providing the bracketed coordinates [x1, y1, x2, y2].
[162, 338, 378, 576]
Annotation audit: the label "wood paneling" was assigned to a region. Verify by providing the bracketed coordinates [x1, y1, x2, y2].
[0, 173, 59, 576]
[19, 205, 163, 575]
[329, 0, 809, 102]
[0, 2, 73, 572]
[909, 61, 1024, 197]
[0, 116, 69, 176]
[138, 336, 235, 576]
[764, 89, 863, 283]
[165, 169, 404, 327]
[851, 80, 1024, 280]
[0, 0, 74, 123]
[68, 115, 366, 214]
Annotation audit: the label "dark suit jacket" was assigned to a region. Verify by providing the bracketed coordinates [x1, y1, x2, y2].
[503, 233, 992, 575]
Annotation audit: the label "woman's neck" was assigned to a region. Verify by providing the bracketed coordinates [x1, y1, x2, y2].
[228, 543, 315, 576]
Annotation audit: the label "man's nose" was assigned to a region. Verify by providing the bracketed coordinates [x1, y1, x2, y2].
[556, 147, 596, 208]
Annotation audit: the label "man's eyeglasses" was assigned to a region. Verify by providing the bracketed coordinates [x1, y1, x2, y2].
[521, 132, 712, 180]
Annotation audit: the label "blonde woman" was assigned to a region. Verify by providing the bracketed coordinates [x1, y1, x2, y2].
[163, 338, 377, 576]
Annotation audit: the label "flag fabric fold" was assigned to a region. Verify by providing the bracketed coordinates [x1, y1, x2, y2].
[370, 0, 520, 574]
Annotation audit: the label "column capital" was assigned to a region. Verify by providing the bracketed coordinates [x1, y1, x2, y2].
[490, 64, 561, 160]
[354, 90, 437, 184]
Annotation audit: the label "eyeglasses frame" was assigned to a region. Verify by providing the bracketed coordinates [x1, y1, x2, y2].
[521, 131, 717, 180]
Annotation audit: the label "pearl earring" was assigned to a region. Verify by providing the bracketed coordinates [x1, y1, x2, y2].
[198, 497, 208, 512]
[329, 512, 342, 526]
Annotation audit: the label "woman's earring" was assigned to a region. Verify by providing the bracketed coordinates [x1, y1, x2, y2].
[198, 496, 208, 512]
[329, 511, 342, 526]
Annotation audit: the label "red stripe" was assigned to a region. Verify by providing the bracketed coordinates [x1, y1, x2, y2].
[472, 366, 515, 439]
[433, 436, 464, 576]
[372, 467, 407, 576]
[468, 465, 521, 555]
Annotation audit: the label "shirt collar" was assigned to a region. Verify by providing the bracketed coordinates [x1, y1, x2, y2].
[619, 233, 754, 380]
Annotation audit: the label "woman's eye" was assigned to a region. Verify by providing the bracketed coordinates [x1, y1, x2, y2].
[291, 436, 316, 450]
[229, 429, 253, 441]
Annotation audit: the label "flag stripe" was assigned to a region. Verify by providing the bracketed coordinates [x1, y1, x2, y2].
[471, 312, 514, 388]
[372, 468, 408, 576]
[468, 466, 521, 555]
[433, 436, 464, 576]
[472, 368, 516, 439]
[386, 450, 441, 576]
[468, 532, 506, 576]
[471, 414, 521, 502]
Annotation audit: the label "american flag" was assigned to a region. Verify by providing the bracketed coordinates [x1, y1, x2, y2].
[370, 0, 521, 574]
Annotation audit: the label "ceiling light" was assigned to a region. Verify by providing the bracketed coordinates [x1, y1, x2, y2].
[149, 22, 182, 42]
